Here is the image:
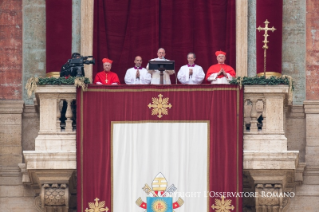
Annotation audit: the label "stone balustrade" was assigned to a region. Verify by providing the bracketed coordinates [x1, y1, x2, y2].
[244, 85, 288, 152]
[33, 86, 77, 152]
[243, 85, 301, 212]
[243, 86, 299, 171]
[23, 86, 77, 211]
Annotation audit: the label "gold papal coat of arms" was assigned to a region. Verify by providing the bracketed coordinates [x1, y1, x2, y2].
[136, 172, 184, 212]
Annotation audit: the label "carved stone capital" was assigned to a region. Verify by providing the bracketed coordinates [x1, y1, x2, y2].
[245, 170, 298, 212]
[18, 163, 31, 184]
[295, 162, 306, 184]
[255, 183, 294, 212]
[41, 183, 69, 208]
[256, 184, 281, 207]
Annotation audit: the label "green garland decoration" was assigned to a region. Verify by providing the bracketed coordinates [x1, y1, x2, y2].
[229, 76, 292, 88]
[37, 76, 90, 85]
[27, 75, 295, 103]
[229, 75, 294, 104]
[25, 77, 90, 98]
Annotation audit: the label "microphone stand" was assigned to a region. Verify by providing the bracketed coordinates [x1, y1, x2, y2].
[175, 71, 177, 84]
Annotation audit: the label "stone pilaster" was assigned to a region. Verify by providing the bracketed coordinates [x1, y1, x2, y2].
[0, 100, 41, 211]
[23, 105, 40, 151]
[0, 100, 24, 166]
[72, 0, 81, 53]
[0, 0, 23, 100]
[306, 0, 319, 100]
[81, 0, 94, 82]
[247, 0, 256, 77]
[286, 105, 306, 162]
[282, 0, 306, 105]
[22, 0, 46, 104]
[236, 0, 248, 77]
[304, 101, 319, 166]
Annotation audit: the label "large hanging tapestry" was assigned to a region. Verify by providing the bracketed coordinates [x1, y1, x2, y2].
[77, 84, 243, 212]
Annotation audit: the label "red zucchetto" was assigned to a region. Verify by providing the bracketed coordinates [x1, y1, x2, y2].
[102, 58, 113, 64]
[215, 51, 226, 56]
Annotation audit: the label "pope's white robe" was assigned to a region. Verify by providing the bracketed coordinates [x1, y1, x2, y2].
[177, 64, 205, 84]
[147, 58, 175, 84]
[124, 67, 151, 85]
[207, 73, 233, 84]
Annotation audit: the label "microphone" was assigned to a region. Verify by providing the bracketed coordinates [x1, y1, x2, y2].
[175, 70, 177, 84]
[165, 58, 177, 84]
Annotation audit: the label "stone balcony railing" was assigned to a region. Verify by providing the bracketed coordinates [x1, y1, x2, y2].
[23, 86, 77, 211]
[244, 85, 288, 150]
[22, 85, 301, 212]
[34, 86, 76, 152]
[243, 85, 301, 212]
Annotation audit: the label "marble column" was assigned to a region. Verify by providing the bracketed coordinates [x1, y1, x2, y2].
[236, 0, 248, 77]
[81, 0, 94, 82]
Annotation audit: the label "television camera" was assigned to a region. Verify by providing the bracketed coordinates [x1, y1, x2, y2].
[60, 55, 95, 77]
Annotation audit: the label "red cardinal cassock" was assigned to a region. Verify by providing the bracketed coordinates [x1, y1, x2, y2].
[205, 51, 236, 84]
[93, 58, 120, 85]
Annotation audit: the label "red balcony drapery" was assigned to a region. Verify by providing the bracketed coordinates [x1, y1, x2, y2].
[256, 0, 283, 75]
[77, 84, 243, 212]
[46, 0, 72, 74]
[93, 0, 236, 84]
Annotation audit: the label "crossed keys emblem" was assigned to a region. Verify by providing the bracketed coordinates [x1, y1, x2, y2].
[142, 183, 177, 197]
[136, 172, 184, 211]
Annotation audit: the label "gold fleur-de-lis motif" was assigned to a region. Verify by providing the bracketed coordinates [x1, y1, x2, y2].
[148, 94, 172, 118]
[211, 196, 235, 212]
[85, 197, 109, 212]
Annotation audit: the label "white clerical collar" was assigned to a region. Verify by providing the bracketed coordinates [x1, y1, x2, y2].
[156, 58, 166, 60]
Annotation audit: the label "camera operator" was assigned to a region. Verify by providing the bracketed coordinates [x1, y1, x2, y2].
[60, 52, 95, 77]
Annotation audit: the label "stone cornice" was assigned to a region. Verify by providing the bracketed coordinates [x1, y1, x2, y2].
[244, 85, 289, 94]
[243, 151, 299, 170]
[0, 100, 24, 114]
[35, 85, 76, 94]
[304, 100, 319, 113]
[23, 151, 76, 170]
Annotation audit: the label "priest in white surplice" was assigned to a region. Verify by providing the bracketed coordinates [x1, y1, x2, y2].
[124, 56, 151, 84]
[147, 48, 175, 84]
[177, 52, 205, 84]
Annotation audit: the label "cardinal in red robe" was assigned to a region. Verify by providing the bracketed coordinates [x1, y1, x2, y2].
[205, 51, 236, 84]
[93, 58, 120, 85]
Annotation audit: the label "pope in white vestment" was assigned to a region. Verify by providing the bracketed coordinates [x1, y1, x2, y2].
[146, 48, 175, 84]
[124, 56, 151, 84]
[177, 53, 205, 84]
